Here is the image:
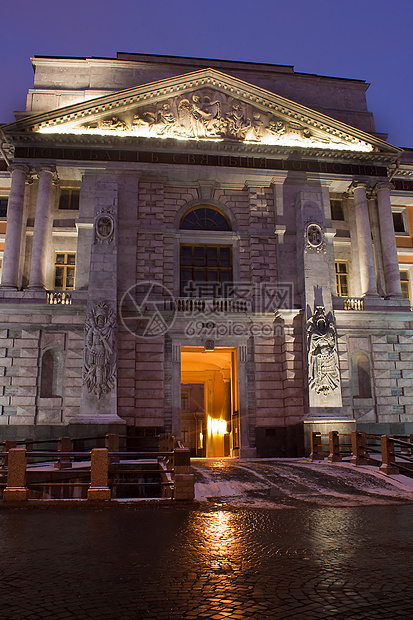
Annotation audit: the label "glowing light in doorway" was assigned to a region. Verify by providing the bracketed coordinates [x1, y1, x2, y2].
[207, 417, 227, 436]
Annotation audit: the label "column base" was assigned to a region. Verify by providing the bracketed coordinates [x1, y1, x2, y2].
[379, 463, 399, 475]
[3, 488, 28, 502]
[385, 293, 406, 300]
[87, 487, 111, 501]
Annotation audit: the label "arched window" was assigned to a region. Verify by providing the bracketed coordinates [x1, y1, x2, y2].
[180, 206, 231, 231]
[351, 352, 372, 399]
[40, 349, 64, 398]
[180, 206, 232, 297]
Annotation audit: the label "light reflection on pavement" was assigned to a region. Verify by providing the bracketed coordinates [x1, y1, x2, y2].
[1, 503, 413, 619]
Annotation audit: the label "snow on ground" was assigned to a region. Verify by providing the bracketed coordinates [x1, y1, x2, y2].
[192, 458, 413, 508]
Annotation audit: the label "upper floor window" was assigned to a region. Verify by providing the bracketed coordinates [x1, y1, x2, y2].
[335, 261, 349, 297]
[400, 270, 410, 302]
[180, 245, 232, 297]
[330, 200, 345, 221]
[392, 208, 409, 235]
[0, 197, 8, 218]
[59, 188, 80, 210]
[180, 206, 232, 297]
[180, 206, 231, 231]
[54, 253, 76, 290]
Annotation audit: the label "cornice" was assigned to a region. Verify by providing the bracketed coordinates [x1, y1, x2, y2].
[7, 131, 398, 166]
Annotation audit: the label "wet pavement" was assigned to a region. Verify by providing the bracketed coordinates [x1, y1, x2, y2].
[1, 460, 413, 619]
[192, 458, 413, 508]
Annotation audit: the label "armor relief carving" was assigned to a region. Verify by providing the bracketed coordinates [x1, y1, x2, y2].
[83, 302, 117, 399]
[71, 88, 372, 151]
[307, 306, 340, 397]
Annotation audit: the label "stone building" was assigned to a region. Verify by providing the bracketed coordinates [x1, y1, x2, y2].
[0, 52, 413, 457]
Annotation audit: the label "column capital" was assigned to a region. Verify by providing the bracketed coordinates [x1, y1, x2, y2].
[7, 163, 30, 175]
[374, 181, 395, 194]
[347, 180, 371, 195]
[35, 165, 56, 177]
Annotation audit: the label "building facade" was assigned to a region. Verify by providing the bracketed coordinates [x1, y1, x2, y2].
[0, 53, 413, 456]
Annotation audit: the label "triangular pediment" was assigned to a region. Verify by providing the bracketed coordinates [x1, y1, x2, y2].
[3, 69, 400, 154]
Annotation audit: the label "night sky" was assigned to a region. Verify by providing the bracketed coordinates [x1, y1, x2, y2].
[1, 0, 412, 147]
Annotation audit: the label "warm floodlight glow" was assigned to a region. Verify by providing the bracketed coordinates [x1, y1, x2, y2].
[37, 124, 373, 151]
[207, 416, 227, 436]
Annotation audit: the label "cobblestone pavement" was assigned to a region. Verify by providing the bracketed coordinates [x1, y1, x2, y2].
[1, 502, 413, 619]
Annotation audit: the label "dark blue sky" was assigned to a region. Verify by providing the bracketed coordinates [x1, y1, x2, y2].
[1, 0, 412, 147]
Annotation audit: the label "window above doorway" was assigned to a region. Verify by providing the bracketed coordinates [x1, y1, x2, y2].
[180, 206, 231, 231]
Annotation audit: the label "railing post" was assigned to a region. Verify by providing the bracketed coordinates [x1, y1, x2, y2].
[350, 430, 369, 465]
[25, 438, 34, 464]
[87, 448, 111, 501]
[1, 440, 17, 469]
[3, 448, 28, 501]
[105, 433, 119, 463]
[309, 432, 325, 461]
[379, 435, 399, 475]
[173, 448, 194, 501]
[328, 431, 342, 462]
[54, 437, 72, 469]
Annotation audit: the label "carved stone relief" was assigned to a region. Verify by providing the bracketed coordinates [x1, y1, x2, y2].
[307, 306, 340, 396]
[94, 208, 115, 245]
[304, 220, 325, 254]
[77, 89, 372, 151]
[83, 302, 117, 399]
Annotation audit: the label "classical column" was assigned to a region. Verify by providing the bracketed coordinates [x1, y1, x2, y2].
[28, 167, 55, 289]
[0, 165, 29, 289]
[352, 182, 378, 297]
[375, 182, 403, 298]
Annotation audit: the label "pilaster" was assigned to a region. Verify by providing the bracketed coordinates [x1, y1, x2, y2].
[77, 177, 124, 424]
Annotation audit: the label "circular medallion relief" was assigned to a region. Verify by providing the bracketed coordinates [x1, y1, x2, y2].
[95, 214, 114, 242]
[306, 223, 323, 248]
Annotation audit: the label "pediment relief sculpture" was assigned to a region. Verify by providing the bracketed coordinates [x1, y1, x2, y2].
[42, 89, 374, 152]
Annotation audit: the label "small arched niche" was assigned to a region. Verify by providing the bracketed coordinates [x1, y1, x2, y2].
[351, 352, 372, 399]
[40, 348, 64, 398]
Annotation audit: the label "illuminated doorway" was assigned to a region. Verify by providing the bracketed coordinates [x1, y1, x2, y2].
[181, 347, 239, 457]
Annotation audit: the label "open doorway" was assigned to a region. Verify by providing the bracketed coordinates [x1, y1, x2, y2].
[181, 347, 239, 457]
